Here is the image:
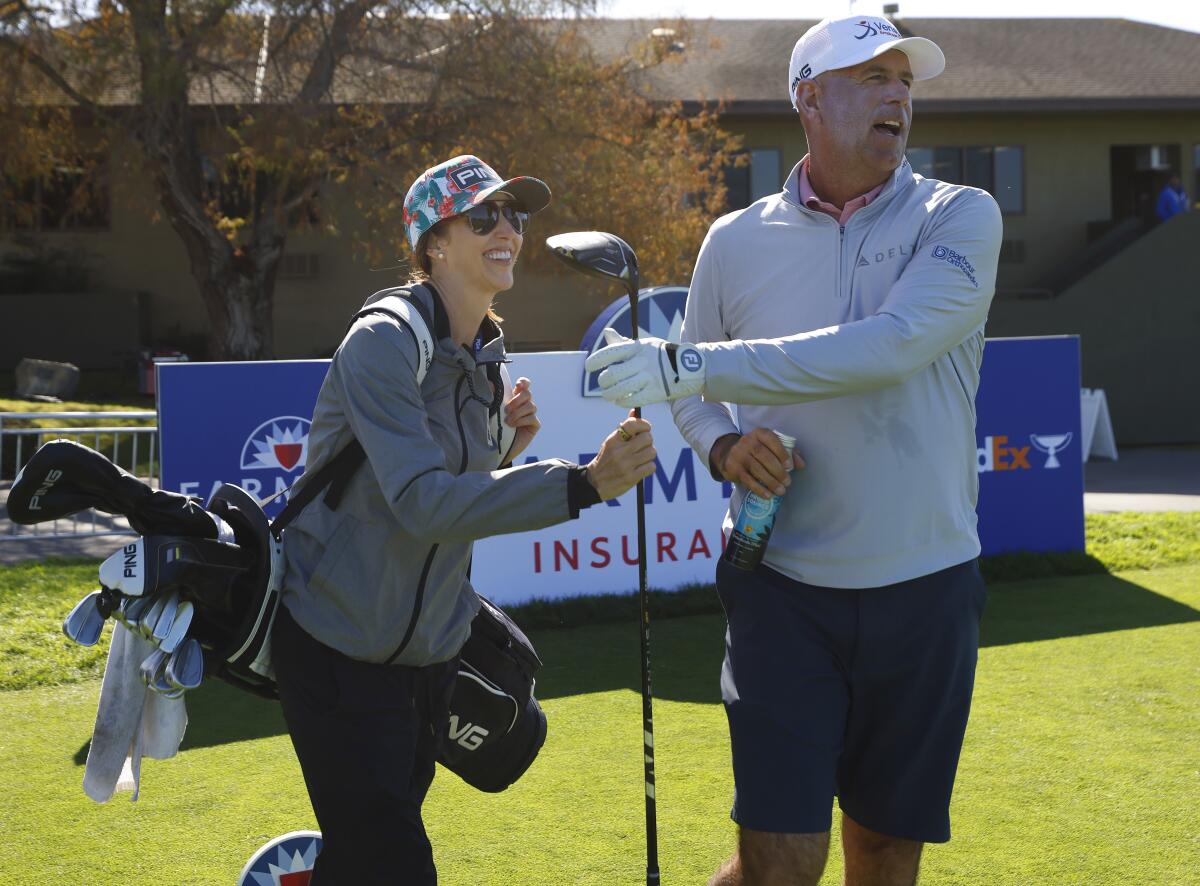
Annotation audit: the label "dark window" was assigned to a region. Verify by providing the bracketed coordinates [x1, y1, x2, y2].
[724, 148, 783, 212]
[908, 146, 1024, 214]
[2, 161, 110, 232]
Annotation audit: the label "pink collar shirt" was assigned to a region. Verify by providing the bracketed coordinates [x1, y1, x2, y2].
[796, 157, 886, 225]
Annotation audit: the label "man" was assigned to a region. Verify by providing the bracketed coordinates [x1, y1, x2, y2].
[1156, 173, 1189, 222]
[585, 15, 1002, 886]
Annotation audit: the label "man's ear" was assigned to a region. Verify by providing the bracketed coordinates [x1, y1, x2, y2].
[796, 79, 821, 124]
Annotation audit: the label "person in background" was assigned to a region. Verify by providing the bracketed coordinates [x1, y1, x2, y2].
[1156, 172, 1189, 222]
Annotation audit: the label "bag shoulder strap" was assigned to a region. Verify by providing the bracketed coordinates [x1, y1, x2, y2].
[353, 285, 436, 385]
[271, 286, 440, 533]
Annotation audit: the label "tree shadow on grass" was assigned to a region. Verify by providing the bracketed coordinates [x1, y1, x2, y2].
[73, 570, 1200, 759]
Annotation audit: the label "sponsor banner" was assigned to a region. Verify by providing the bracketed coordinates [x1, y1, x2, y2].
[157, 360, 329, 518]
[579, 286, 687, 396]
[238, 830, 321, 885]
[975, 335, 1084, 556]
[157, 336, 1082, 604]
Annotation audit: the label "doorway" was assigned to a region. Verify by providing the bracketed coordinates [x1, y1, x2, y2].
[1110, 145, 1182, 225]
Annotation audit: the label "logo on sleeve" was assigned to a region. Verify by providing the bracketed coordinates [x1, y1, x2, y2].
[931, 244, 979, 288]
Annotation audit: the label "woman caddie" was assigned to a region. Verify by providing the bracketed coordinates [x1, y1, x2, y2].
[271, 155, 656, 884]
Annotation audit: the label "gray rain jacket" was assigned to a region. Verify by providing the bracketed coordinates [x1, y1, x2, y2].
[281, 285, 581, 666]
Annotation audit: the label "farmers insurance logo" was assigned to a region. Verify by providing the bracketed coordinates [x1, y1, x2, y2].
[238, 830, 322, 885]
[240, 416, 311, 474]
[580, 286, 688, 397]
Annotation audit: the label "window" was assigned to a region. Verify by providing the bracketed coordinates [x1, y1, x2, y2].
[724, 148, 783, 211]
[2, 161, 110, 231]
[1194, 145, 1200, 208]
[908, 146, 1024, 214]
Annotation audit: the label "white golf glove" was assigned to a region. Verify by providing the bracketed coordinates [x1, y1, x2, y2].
[584, 328, 706, 408]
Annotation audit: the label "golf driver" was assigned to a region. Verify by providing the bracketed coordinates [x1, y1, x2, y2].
[546, 231, 660, 885]
[62, 591, 107, 646]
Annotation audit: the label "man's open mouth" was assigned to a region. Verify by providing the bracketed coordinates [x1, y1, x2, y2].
[873, 120, 903, 137]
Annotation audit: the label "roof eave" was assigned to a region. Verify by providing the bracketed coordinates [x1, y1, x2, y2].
[692, 96, 1200, 116]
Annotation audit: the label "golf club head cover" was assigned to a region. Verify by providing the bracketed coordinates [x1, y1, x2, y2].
[8, 439, 218, 537]
[584, 328, 706, 408]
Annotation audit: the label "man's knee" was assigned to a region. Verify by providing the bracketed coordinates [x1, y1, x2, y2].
[739, 827, 830, 885]
[841, 814, 923, 886]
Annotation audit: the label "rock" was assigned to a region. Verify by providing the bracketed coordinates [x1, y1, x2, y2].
[14, 358, 80, 400]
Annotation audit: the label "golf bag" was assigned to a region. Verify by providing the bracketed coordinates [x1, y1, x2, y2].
[10, 352, 545, 790]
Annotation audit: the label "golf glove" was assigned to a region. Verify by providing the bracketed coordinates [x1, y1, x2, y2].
[584, 328, 706, 408]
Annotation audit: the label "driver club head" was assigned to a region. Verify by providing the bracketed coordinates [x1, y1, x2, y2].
[546, 231, 639, 299]
[62, 591, 107, 646]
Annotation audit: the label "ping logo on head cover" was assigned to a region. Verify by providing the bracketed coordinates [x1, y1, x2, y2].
[239, 417, 311, 473]
[447, 161, 494, 192]
[26, 468, 64, 511]
[580, 286, 689, 397]
[238, 830, 322, 886]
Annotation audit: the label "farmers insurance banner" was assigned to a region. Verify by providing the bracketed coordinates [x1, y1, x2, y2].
[158, 333, 1082, 607]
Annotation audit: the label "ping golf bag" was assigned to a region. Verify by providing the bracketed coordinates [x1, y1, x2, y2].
[10, 436, 546, 792]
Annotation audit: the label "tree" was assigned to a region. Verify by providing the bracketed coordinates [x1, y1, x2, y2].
[1, 0, 739, 359]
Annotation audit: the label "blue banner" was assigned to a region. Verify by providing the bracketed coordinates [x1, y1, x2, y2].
[157, 335, 1084, 563]
[157, 360, 329, 517]
[974, 336, 1084, 556]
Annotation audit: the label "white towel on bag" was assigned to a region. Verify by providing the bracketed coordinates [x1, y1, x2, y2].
[83, 622, 188, 802]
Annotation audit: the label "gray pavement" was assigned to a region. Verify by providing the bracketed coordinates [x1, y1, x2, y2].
[2, 446, 1198, 565]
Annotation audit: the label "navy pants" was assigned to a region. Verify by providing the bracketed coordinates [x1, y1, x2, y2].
[716, 558, 987, 843]
[272, 604, 457, 884]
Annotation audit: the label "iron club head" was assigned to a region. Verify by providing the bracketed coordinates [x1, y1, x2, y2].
[164, 638, 205, 692]
[62, 591, 107, 646]
[150, 594, 180, 646]
[546, 231, 639, 301]
[158, 600, 194, 655]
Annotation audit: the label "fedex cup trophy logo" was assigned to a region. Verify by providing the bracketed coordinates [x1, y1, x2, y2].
[1030, 432, 1073, 469]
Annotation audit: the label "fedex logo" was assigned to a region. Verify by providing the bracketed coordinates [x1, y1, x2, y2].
[977, 435, 1031, 473]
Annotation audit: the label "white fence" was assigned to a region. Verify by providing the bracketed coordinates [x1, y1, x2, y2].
[0, 411, 157, 541]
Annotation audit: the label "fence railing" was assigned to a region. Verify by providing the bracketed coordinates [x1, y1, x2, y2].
[0, 411, 157, 541]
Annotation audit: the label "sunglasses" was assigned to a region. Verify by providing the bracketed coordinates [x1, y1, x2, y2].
[463, 203, 530, 236]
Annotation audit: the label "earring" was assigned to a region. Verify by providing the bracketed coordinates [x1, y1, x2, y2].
[437, 251, 445, 259]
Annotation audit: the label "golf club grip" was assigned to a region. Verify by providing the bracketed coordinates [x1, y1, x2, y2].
[635, 477, 660, 882]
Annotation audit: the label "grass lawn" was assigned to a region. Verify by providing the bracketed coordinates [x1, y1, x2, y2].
[1, 561, 1198, 883]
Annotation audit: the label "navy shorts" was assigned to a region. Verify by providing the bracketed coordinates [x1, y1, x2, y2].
[715, 557, 986, 843]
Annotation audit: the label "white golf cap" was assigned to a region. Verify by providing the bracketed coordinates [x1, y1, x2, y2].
[788, 15, 946, 109]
